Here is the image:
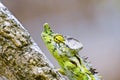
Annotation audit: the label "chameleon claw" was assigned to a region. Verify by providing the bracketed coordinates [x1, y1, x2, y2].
[57, 68, 65, 75]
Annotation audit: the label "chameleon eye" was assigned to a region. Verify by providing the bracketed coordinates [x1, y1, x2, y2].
[54, 35, 65, 43]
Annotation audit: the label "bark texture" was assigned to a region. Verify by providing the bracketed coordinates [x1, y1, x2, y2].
[0, 2, 65, 80]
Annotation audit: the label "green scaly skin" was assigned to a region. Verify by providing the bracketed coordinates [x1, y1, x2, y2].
[41, 23, 101, 80]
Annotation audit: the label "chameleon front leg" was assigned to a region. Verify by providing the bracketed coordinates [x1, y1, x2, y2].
[56, 68, 65, 75]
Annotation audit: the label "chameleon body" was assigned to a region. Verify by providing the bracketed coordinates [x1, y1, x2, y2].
[41, 23, 101, 80]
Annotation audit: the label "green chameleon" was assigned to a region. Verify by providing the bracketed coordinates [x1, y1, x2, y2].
[41, 23, 101, 80]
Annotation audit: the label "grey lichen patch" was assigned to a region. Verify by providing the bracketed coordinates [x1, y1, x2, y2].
[0, 18, 30, 48]
[0, 4, 64, 80]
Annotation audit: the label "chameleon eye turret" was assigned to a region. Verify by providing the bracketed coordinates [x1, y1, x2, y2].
[54, 35, 65, 43]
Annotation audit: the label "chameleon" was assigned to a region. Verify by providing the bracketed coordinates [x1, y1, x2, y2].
[41, 23, 102, 80]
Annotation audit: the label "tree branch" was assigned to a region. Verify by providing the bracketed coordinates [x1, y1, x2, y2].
[0, 2, 66, 80]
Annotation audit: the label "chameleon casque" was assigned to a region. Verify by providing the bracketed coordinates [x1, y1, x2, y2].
[41, 23, 101, 80]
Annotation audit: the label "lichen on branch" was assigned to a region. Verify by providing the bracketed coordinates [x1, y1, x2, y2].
[0, 2, 65, 80]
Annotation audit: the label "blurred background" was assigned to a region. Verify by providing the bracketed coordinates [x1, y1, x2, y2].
[1, 0, 120, 80]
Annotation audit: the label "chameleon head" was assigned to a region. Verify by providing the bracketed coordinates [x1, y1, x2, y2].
[41, 23, 83, 53]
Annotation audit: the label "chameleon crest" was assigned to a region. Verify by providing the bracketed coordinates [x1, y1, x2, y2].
[41, 23, 102, 80]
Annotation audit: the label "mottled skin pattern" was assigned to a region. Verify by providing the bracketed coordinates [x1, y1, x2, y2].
[41, 23, 101, 80]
